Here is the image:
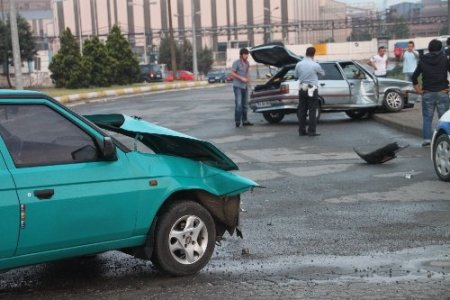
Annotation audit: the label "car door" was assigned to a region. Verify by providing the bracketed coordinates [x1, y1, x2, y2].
[318, 62, 351, 105]
[0, 102, 141, 256]
[0, 141, 19, 259]
[338, 62, 378, 105]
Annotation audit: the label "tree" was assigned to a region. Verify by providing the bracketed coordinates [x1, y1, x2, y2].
[48, 28, 90, 88]
[180, 39, 193, 71]
[83, 36, 114, 87]
[390, 17, 409, 39]
[347, 30, 372, 42]
[158, 36, 182, 70]
[106, 25, 140, 84]
[0, 14, 36, 87]
[197, 45, 214, 75]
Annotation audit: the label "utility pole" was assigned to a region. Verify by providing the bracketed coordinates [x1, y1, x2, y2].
[168, 0, 177, 76]
[448, 0, 450, 35]
[9, 0, 23, 89]
[191, 0, 198, 80]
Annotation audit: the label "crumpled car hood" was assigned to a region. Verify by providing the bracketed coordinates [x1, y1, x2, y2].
[84, 114, 239, 171]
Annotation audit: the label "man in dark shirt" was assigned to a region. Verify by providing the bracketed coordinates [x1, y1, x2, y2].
[412, 39, 450, 147]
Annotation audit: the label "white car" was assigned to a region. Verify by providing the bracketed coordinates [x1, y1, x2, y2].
[249, 43, 419, 123]
[432, 110, 450, 181]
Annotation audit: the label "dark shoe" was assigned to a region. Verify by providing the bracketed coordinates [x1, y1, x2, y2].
[308, 132, 321, 137]
[235, 122, 240, 127]
[299, 131, 307, 136]
[242, 121, 253, 126]
[421, 141, 430, 147]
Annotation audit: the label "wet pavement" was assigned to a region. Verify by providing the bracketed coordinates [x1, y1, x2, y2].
[1, 86, 449, 299]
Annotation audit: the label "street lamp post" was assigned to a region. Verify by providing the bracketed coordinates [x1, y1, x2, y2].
[264, 6, 279, 43]
[76, 0, 82, 55]
[168, 0, 177, 76]
[191, 0, 198, 80]
[128, 1, 156, 64]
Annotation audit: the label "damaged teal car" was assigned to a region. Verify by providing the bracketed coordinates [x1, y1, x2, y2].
[0, 90, 257, 276]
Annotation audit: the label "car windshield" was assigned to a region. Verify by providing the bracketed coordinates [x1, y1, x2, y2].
[208, 71, 223, 76]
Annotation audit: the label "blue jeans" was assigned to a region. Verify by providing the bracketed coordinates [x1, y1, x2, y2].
[422, 91, 450, 140]
[233, 86, 249, 124]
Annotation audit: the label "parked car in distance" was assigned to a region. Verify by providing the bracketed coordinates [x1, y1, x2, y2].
[207, 69, 230, 83]
[249, 43, 418, 124]
[165, 70, 195, 81]
[139, 64, 164, 82]
[394, 41, 409, 61]
[432, 110, 450, 181]
[0, 90, 257, 276]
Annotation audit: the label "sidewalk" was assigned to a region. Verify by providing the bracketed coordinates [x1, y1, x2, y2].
[53, 81, 210, 104]
[373, 102, 423, 138]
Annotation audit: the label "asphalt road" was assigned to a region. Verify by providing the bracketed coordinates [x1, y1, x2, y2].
[1, 85, 449, 299]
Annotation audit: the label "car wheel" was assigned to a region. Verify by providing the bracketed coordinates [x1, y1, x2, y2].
[383, 90, 404, 112]
[345, 109, 368, 120]
[433, 134, 450, 182]
[263, 112, 285, 123]
[151, 200, 216, 276]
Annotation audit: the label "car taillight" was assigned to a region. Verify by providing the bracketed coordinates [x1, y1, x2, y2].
[280, 84, 289, 94]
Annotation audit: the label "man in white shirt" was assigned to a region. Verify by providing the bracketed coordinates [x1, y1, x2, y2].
[368, 46, 388, 77]
[401, 41, 419, 82]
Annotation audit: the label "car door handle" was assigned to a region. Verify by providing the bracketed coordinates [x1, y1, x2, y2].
[320, 83, 325, 87]
[34, 189, 54, 200]
[349, 83, 355, 86]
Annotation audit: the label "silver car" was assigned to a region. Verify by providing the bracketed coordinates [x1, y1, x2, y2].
[249, 44, 419, 123]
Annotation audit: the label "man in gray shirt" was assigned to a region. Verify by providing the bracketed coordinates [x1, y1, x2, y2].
[230, 48, 252, 127]
[294, 47, 325, 136]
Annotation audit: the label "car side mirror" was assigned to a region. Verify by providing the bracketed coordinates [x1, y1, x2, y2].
[102, 137, 117, 161]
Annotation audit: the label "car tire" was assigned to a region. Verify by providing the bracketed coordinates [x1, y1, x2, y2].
[345, 109, 368, 120]
[383, 90, 404, 112]
[433, 134, 450, 182]
[263, 112, 285, 123]
[151, 200, 216, 276]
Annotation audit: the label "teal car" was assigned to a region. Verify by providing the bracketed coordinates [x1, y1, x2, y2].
[0, 90, 257, 276]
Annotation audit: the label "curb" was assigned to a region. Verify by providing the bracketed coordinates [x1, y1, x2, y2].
[54, 81, 210, 104]
[373, 114, 422, 137]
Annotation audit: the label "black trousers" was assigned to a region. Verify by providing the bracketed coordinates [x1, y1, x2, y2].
[297, 89, 319, 134]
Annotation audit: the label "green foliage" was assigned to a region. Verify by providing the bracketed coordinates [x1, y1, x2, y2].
[347, 30, 372, 42]
[106, 25, 140, 84]
[158, 37, 173, 69]
[0, 14, 36, 65]
[179, 39, 193, 71]
[318, 37, 335, 43]
[48, 28, 90, 88]
[197, 45, 214, 75]
[83, 36, 114, 87]
[390, 16, 409, 39]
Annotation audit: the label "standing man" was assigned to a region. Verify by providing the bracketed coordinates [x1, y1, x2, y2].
[444, 37, 450, 59]
[294, 47, 325, 137]
[412, 39, 450, 147]
[401, 41, 419, 82]
[368, 46, 388, 77]
[230, 48, 253, 127]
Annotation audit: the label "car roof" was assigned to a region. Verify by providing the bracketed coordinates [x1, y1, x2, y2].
[0, 89, 45, 97]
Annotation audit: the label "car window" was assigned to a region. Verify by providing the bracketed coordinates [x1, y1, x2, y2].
[0, 104, 99, 167]
[338, 62, 366, 80]
[319, 63, 344, 80]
